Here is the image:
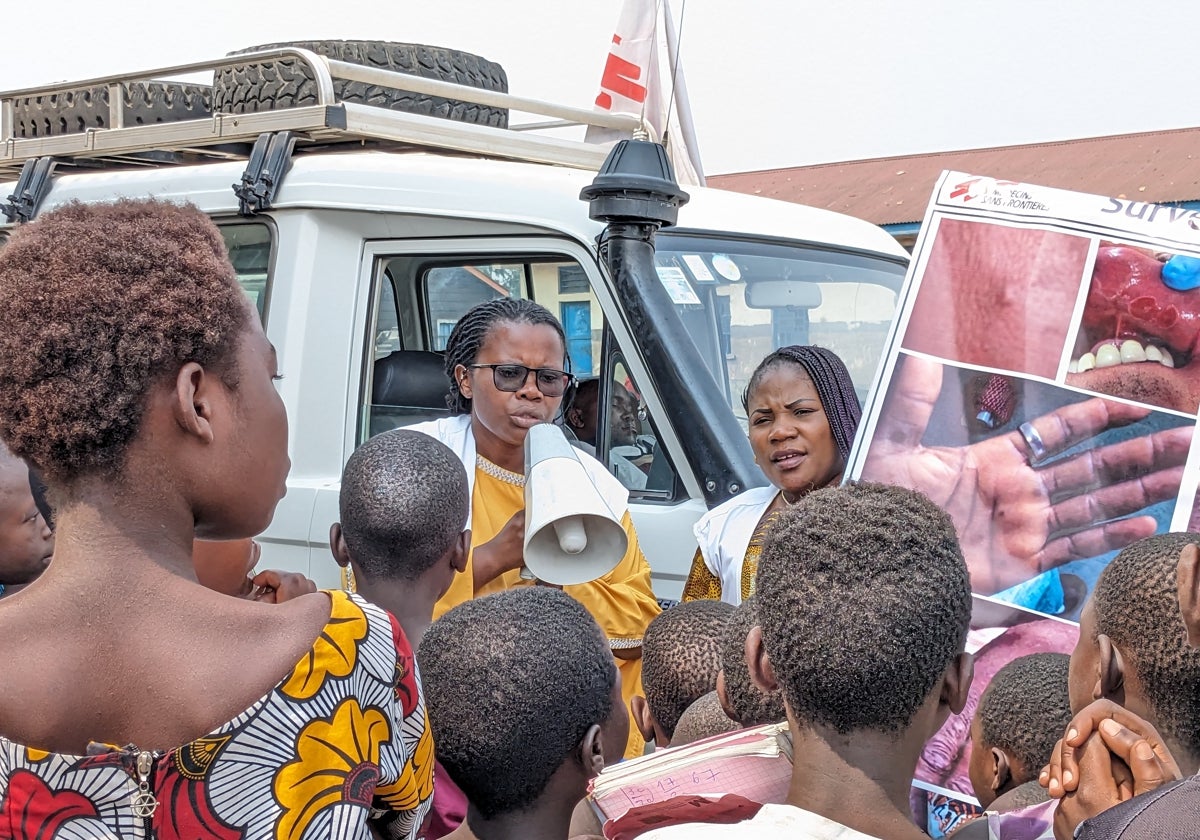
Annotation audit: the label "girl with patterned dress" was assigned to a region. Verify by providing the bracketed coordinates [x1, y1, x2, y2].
[682, 346, 863, 606]
[0, 201, 431, 839]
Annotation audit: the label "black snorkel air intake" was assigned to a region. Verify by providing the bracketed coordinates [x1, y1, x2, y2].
[581, 140, 761, 507]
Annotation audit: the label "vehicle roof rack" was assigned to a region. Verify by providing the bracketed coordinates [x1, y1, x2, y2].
[1, 48, 650, 179]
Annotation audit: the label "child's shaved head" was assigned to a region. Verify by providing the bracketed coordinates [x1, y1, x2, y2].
[641, 600, 734, 739]
[720, 595, 786, 726]
[672, 690, 740, 746]
[419, 588, 622, 820]
[757, 482, 971, 736]
[1088, 533, 1200, 762]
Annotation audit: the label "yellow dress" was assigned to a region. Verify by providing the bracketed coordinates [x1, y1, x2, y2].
[433, 459, 660, 759]
[681, 511, 781, 604]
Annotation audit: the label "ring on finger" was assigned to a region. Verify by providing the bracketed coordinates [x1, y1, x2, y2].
[1019, 421, 1048, 466]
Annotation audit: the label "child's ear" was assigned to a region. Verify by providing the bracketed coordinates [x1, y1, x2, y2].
[715, 671, 739, 724]
[450, 529, 470, 574]
[629, 696, 662, 746]
[745, 625, 779, 694]
[989, 747, 1012, 794]
[940, 652, 974, 716]
[1178, 544, 1200, 647]
[1096, 634, 1126, 705]
[578, 723, 605, 779]
[329, 523, 350, 568]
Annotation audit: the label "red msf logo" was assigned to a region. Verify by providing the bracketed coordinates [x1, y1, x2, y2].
[950, 177, 1018, 201]
[596, 35, 647, 110]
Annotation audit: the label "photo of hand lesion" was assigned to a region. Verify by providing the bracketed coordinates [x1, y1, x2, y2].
[858, 352, 1191, 614]
[902, 218, 1090, 379]
[1065, 240, 1200, 415]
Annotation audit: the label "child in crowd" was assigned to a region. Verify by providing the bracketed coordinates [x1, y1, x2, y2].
[717, 595, 786, 727]
[632, 599, 734, 747]
[328, 429, 471, 839]
[330, 429, 470, 647]
[0, 445, 53, 597]
[419, 587, 627, 840]
[1067, 533, 1200, 777]
[671, 690, 741, 746]
[1040, 534, 1200, 838]
[641, 481, 974, 839]
[968, 653, 1072, 809]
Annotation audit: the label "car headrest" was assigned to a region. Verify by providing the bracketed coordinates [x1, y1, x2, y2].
[372, 350, 449, 410]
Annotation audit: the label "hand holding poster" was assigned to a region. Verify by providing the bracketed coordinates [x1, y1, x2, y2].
[848, 172, 1200, 834]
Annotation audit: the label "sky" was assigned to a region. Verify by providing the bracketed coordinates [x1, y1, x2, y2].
[5, 0, 1199, 176]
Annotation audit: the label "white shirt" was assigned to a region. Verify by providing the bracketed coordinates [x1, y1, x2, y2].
[405, 414, 630, 522]
[637, 804, 883, 839]
[691, 485, 778, 605]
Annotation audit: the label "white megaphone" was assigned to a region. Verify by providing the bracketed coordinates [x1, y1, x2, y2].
[521, 423, 628, 586]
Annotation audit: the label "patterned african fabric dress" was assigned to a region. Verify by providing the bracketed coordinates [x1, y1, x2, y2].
[0, 591, 433, 840]
[682, 485, 781, 606]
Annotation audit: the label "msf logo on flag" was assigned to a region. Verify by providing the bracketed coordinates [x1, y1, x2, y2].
[596, 35, 648, 111]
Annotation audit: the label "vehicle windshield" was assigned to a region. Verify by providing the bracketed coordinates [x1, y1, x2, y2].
[654, 233, 907, 424]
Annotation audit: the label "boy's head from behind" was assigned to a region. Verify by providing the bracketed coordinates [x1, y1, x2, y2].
[753, 481, 972, 742]
[717, 595, 786, 727]
[1072, 533, 1200, 770]
[633, 599, 734, 746]
[0, 445, 53, 586]
[968, 652, 1072, 808]
[671, 690, 741, 746]
[418, 587, 627, 822]
[331, 429, 469, 591]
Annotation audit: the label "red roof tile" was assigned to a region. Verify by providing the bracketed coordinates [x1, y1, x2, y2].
[708, 127, 1200, 226]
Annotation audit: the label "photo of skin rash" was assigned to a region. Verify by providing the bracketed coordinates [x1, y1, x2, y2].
[903, 219, 1090, 380]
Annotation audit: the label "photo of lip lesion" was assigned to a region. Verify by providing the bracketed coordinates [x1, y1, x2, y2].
[1065, 241, 1200, 415]
[858, 352, 1191, 614]
[902, 218, 1091, 379]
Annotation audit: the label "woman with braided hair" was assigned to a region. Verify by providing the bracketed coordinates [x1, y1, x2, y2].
[683, 345, 861, 606]
[408, 298, 660, 760]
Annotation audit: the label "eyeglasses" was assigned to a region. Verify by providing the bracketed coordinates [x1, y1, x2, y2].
[470, 364, 575, 397]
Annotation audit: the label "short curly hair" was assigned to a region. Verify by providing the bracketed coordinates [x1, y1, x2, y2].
[720, 595, 786, 726]
[976, 653, 1072, 780]
[339, 430, 468, 581]
[756, 481, 971, 735]
[641, 599, 734, 738]
[671, 690, 740, 746]
[417, 588, 615, 820]
[1092, 533, 1200, 761]
[0, 200, 248, 485]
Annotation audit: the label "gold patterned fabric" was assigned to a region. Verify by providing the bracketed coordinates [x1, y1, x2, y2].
[683, 511, 781, 603]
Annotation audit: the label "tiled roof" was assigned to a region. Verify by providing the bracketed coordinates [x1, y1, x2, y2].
[708, 127, 1200, 226]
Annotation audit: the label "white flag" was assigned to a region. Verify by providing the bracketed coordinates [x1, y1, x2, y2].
[586, 0, 706, 187]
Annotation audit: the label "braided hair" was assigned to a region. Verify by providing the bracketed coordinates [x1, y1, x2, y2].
[741, 345, 861, 466]
[442, 298, 569, 415]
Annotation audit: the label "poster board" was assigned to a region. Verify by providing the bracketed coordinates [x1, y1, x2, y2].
[846, 172, 1200, 834]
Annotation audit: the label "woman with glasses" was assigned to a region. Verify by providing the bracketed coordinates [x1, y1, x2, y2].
[409, 298, 660, 759]
[683, 345, 862, 606]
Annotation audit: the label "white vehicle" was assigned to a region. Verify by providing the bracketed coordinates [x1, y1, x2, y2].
[1, 43, 908, 598]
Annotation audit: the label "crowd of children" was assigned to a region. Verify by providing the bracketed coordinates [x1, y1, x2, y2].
[2, 199, 1199, 839]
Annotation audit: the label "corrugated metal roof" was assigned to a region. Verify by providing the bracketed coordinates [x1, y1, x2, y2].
[709, 127, 1200, 226]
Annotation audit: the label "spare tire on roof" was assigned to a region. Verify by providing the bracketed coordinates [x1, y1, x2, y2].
[212, 40, 509, 128]
[9, 83, 212, 138]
